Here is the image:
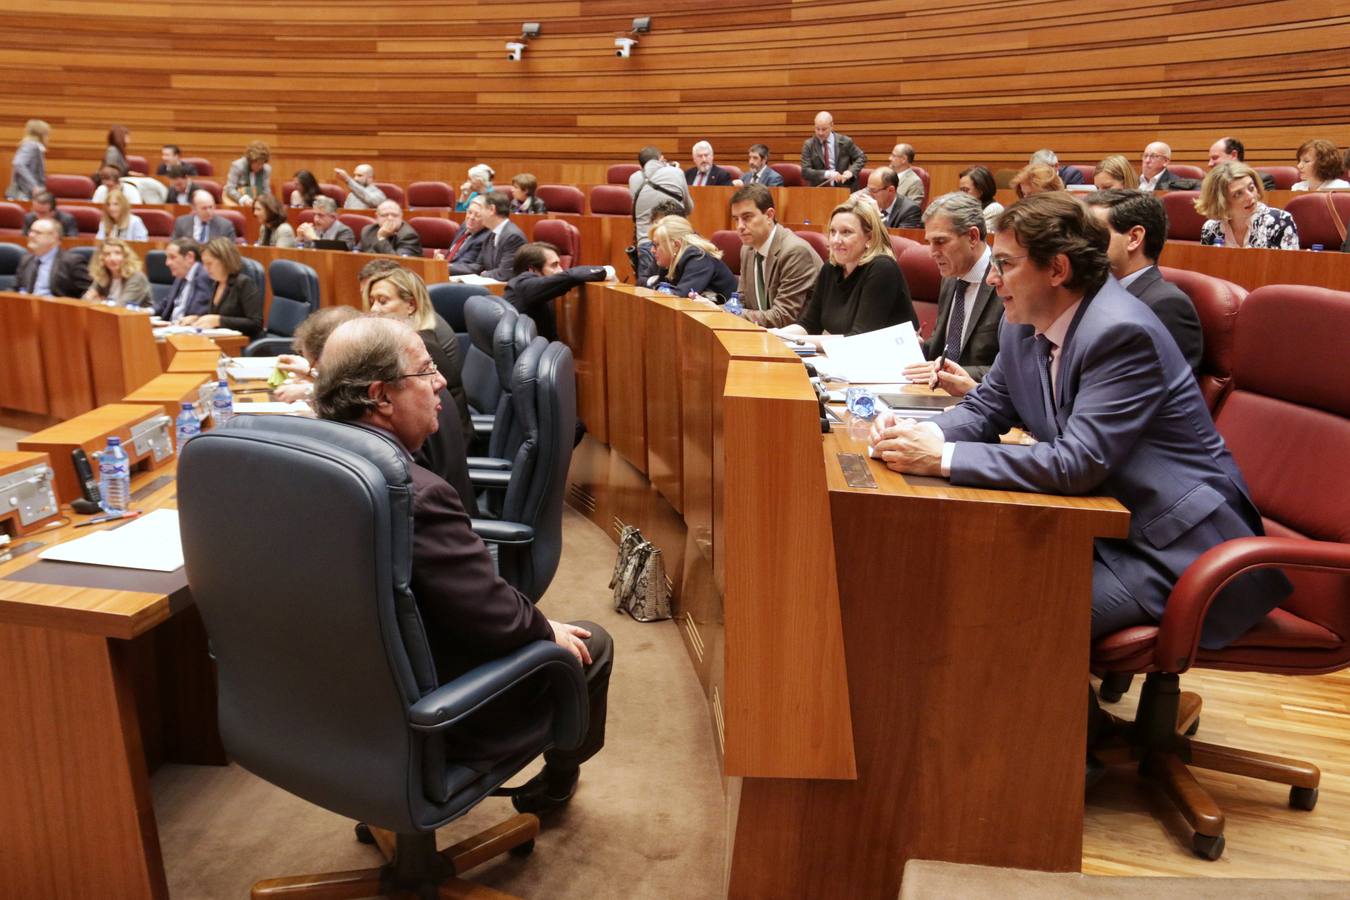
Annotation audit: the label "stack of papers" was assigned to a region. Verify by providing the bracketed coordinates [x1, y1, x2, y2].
[39, 509, 184, 572]
[227, 356, 281, 381]
[814, 323, 926, 383]
[235, 400, 315, 416]
[154, 325, 242, 338]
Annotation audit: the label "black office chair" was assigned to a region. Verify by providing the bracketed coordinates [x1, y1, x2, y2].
[67, 244, 94, 267]
[427, 282, 490, 364]
[0, 242, 21, 291]
[240, 256, 266, 299]
[177, 415, 587, 899]
[245, 258, 320, 356]
[468, 309, 539, 471]
[462, 294, 513, 441]
[144, 249, 174, 308]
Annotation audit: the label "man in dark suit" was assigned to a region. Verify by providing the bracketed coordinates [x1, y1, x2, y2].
[156, 144, 198, 177]
[296, 196, 356, 250]
[15, 217, 90, 298]
[504, 241, 613, 342]
[164, 164, 203, 205]
[313, 316, 613, 813]
[801, 111, 866, 187]
[1085, 189, 1203, 374]
[471, 191, 527, 282]
[358, 200, 424, 257]
[1139, 142, 1178, 191]
[867, 167, 922, 229]
[172, 190, 238, 242]
[684, 141, 734, 187]
[20, 190, 79, 237]
[735, 144, 785, 187]
[872, 192, 1289, 648]
[441, 196, 492, 274]
[155, 238, 215, 321]
[902, 192, 1003, 394]
[1207, 137, 1277, 191]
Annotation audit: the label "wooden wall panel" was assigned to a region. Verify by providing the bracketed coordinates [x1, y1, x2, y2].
[1, 2, 1346, 200]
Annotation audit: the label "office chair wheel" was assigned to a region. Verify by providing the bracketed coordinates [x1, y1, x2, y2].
[509, 839, 535, 858]
[1191, 832, 1224, 860]
[354, 822, 375, 844]
[1184, 717, 1200, 736]
[1098, 672, 1132, 703]
[1290, 786, 1319, 811]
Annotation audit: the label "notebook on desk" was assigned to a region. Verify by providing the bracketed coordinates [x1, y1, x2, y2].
[880, 393, 958, 413]
[311, 239, 351, 251]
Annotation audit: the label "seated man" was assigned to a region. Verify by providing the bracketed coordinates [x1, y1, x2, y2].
[901, 192, 1003, 396]
[801, 111, 865, 187]
[734, 144, 784, 187]
[685, 141, 734, 187]
[334, 163, 388, 209]
[172, 190, 237, 242]
[313, 316, 612, 812]
[871, 192, 1289, 648]
[21, 190, 79, 237]
[1139, 142, 1178, 191]
[1031, 149, 1084, 187]
[1084, 189, 1203, 373]
[296, 196, 355, 250]
[469, 191, 527, 282]
[15, 217, 91, 298]
[164, 164, 204, 206]
[868, 167, 922, 228]
[504, 241, 614, 342]
[155, 237, 215, 321]
[439, 196, 490, 273]
[728, 184, 818, 328]
[887, 143, 926, 205]
[358, 200, 423, 257]
[1207, 137, 1277, 191]
[156, 144, 198, 176]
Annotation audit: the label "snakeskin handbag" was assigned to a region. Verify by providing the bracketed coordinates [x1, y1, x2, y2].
[609, 525, 672, 622]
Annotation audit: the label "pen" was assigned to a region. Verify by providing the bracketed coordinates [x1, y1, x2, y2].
[74, 510, 142, 528]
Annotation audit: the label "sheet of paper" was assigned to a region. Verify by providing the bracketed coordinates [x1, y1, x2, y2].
[227, 356, 281, 381]
[234, 401, 315, 416]
[39, 509, 184, 572]
[453, 274, 505, 285]
[816, 323, 925, 383]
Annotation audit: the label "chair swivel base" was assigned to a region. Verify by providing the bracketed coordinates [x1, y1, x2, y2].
[250, 813, 539, 899]
[1095, 672, 1320, 860]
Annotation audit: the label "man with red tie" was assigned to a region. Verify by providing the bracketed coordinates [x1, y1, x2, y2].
[437, 196, 491, 274]
[684, 141, 734, 187]
[800, 110, 866, 188]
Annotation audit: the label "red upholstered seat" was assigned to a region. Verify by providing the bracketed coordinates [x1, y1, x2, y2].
[772, 164, 804, 187]
[195, 179, 224, 203]
[588, 184, 632, 216]
[856, 167, 873, 188]
[710, 230, 744, 276]
[1158, 266, 1244, 410]
[281, 181, 349, 207]
[137, 208, 176, 237]
[1256, 166, 1299, 190]
[407, 181, 455, 209]
[1167, 164, 1206, 180]
[0, 201, 24, 233]
[375, 182, 405, 206]
[536, 184, 584, 215]
[1284, 193, 1348, 250]
[898, 244, 941, 338]
[46, 174, 96, 200]
[183, 157, 215, 176]
[888, 235, 920, 257]
[66, 205, 102, 234]
[340, 214, 375, 236]
[792, 228, 827, 261]
[1069, 164, 1096, 184]
[126, 155, 149, 175]
[217, 209, 248, 239]
[607, 164, 639, 185]
[408, 217, 460, 256]
[296, 209, 316, 226]
[913, 166, 931, 207]
[721, 164, 743, 181]
[1160, 191, 1206, 242]
[533, 219, 581, 268]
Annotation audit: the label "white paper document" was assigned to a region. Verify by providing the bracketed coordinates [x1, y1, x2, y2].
[234, 401, 315, 416]
[227, 356, 282, 381]
[154, 326, 242, 339]
[40, 509, 184, 572]
[815, 323, 926, 383]
[453, 274, 505, 285]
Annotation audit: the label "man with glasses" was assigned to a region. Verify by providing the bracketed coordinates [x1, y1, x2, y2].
[870, 192, 1287, 653]
[866, 167, 922, 229]
[1139, 141, 1178, 191]
[314, 316, 614, 816]
[358, 200, 423, 257]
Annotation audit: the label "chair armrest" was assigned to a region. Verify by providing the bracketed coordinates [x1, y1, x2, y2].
[408, 640, 588, 751]
[471, 415, 494, 438]
[1157, 536, 1350, 671]
[466, 456, 512, 471]
[471, 519, 535, 545]
[244, 336, 294, 357]
[469, 468, 512, 489]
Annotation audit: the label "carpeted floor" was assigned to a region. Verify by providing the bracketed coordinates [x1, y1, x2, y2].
[153, 506, 726, 899]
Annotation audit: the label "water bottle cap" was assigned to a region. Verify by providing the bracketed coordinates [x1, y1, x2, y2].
[1312, 244, 1324, 250]
[106, 436, 121, 445]
[218, 379, 229, 387]
[181, 402, 195, 410]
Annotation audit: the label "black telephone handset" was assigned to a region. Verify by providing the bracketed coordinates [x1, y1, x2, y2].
[71, 448, 103, 514]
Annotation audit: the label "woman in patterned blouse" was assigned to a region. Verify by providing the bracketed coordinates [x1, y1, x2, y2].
[1196, 162, 1300, 250]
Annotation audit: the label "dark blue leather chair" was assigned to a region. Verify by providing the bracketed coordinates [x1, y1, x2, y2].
[461, 294, 513, 441]
[427, 282, 490, 364]
[245, 258, 319, 356]
[177, 416, 586, 896]
[0, 242, 22, 291]
[240, 256, 265, 299]
[144, 249, 174, 308]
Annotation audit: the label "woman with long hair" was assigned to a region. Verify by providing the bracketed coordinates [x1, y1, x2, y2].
[83, 238, 152, 307]
[96, 188, 148, 240]
[254, 193, 297, 247]
[5, 119, 49, 200]
[649, 215, 738, 299]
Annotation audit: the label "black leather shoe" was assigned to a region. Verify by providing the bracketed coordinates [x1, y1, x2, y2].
[1085, 754, 1107, 794]
[509, 767, 579, 816]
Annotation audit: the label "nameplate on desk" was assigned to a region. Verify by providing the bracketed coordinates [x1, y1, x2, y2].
[836, 452, 878, 489]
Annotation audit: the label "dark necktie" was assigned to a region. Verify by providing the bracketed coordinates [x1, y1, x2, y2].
[944, 281, 968, 361]
[824, 138, 833, 171]
[197, 219, 208, 243]
[754, 252, 767, 310]
[483, 231, 497, 267]
[1035, 334, 1057, 428]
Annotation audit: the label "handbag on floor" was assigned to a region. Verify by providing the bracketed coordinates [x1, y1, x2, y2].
[610, 525, 672, 622]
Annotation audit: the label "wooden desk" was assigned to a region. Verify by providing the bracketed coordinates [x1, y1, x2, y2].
[0, 466, 222, 900]
[563, 283, 1131, 897]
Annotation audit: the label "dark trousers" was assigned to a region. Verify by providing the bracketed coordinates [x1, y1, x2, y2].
[1091, 555, 1154, 640]
[545, 620, 613, 772]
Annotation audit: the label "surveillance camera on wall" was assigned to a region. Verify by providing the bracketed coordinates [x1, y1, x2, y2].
[615, 37, 638, 58]
[506, 41, 525, 61]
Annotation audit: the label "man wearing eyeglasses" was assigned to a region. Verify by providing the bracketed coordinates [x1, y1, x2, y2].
[867, 167, 922, 229]
[1138, 142, 1178, 192]
[314, 316, 614, 816]
[870, 192, 1288, 652]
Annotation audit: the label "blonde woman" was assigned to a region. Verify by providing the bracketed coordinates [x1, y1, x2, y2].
[778, 196, 916, 344]
[1291, 138, 1349, 191]
[1092, 155, 1137, 190]
[1197, 162, 1299, 249]
[455, 163, 495, 211]
[96, 188, 148, 241]
[6, 119, 50, 200]
[1010, 163, 1065, 198]
[648, 215, 738, 298]
[83, 238, 152, 306]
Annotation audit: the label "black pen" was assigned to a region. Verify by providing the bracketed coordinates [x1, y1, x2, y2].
[931, 355, 945, 391]
[73, 510, 142, 528]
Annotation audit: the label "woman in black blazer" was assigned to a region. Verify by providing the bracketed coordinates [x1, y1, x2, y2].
[650, 215, 738, 299]
[180, 236, 264, 338]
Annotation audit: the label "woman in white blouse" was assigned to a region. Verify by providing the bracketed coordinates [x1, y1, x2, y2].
[96, 188, 148, 241]
[1291, 138, 1349, 191]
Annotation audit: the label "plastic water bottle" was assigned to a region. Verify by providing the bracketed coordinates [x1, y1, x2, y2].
[1311, 244, 1324, 252]
[176, 401, 200, 452]
[724, 291, 744, 317]
[1212, 232, 1225, 247]
[655, 282, 679, 296]
[212, 380, 234, 427]
[216, 354, 229, 382]
[98, 436, 131, 514]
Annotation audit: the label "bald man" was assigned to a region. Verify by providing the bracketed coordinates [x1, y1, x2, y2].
[171, 189, 238, 241]
[334, 163, 388, 209]
[801, 111, 866, 187]
[887, 143, 926, 205]
[1139, 141, 1178, 191]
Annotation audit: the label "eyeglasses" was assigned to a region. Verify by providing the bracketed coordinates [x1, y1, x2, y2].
[389, 363, 440, 382]
[1142, 152, 1170, 161]
[989, 254, 1028, 276]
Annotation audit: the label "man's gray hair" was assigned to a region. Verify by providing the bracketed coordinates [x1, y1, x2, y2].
[1030, 149, 1059, 167]
[313, 195, 339, 214]
[313, 317, 416, 422]
[922, 191, 988, 239]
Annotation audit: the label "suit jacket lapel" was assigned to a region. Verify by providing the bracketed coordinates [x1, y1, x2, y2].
[1125, 265, 1159, 300]
[959, 262, 996, 355]
[1051, 283, 1101, 413]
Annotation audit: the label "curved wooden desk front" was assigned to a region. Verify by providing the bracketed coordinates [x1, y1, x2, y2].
[562, 283, 1130, 898]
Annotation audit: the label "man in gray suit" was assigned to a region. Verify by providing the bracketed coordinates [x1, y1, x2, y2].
[735, 144, 785, 187]
[468, 191, 527, 281]
[801, 111, 866, 188]
[1084, 189, 1202, 374]
[872, 192, 1288, 648]
[728, 184, 818, 328]
[887, 144, 926, 206]
[172, 190, 238, 242]
[902, 193, 1002, 395]
[296, 196, 355, 250]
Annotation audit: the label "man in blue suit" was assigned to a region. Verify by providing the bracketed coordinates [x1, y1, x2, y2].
[156, 237, 215, 321]
[871, 193, 1288, 649]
